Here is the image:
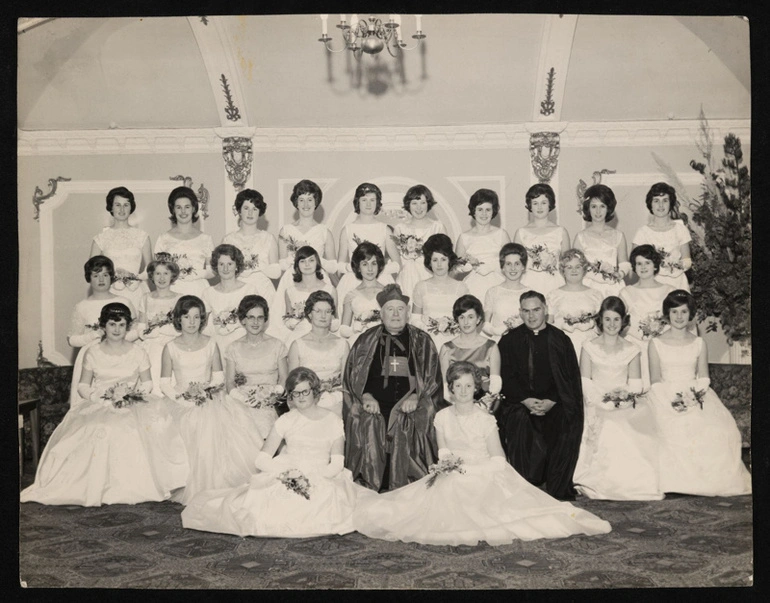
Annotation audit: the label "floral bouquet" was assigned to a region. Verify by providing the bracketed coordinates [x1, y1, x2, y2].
[113, 271, 141, 291]
[352, 233, 372, 248]
[353, 309, 381, 332]
[671, 387, 707, 413]
[84, 322, 103, 333]
[155, 252, 195, 277]
[391, 233, 423, 260]
[233, 371, 248, 388]
[424, 316, 460, 336]
[503, 316, 523, 332]
[601, 387, 643, 410]
[283, 302, 306, 330]
[527, 244, 559, 275]
[562, 311, 596, 332]
[242, 253, 260, 272]
[586, 260, 622, 283]
[213, 308, 240, 334]
[143, 310, 174, 336]
[638, 312, 667, 340]
[177, 382, 225, 406]
[657, 247, 684, 275]
[243, 384, 285, 409]
[455, 254, 481, 273]
[476, 391, 504, 413]
[426, 455, 466, 488]
[101, 382, 148, 409]
[279, 234, 303, 255]
[319, 374, 343, 394]
[277, 469, 311, 499]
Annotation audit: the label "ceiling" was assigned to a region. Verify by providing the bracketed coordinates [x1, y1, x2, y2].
[17, 14, 750, 132]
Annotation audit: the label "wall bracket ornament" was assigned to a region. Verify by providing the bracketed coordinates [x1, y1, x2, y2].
[32, 176, 71, 221]
[169, 175, 211, 219]
[575, 169, 617, 214]
[37, 341, 56, 367]
[529, 132, 560, 183]
[540, 67, 556, 116]
[222, 136, 253, 191]
[220, 74, 242, 122]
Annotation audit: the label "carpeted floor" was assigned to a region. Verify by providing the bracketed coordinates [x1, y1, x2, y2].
[19, 459, 753, 590]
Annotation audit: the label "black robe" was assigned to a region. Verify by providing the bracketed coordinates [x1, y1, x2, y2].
[496, 323, 583, 500]
[342, 324, 446, 492]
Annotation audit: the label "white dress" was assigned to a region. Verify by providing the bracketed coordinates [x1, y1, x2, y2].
[92, 226, 151, 309]
[336, 222, 395, 306]
[273, 279, 337, 346]
[414, 280, 468, 351]
[166, 338, 265, 505]
[573, 339, 663, 501]
[353, 406, 612, 546]
[632, 221, 691, 291]
[181, 410, 366, 538]
[646, 338, 751, 496]
[200, 282, 257, 364]
[483, 285, 525, 343]
[154, 231, 214, 297]
[457, 228, 507, 302]
[342, 288, 382, 346]
[292, 337, 347, 417]
[21, 344, 188, 506]
[138, 292, 181, 392]
[392, 220, 446, 299]
[222, 229, 278, 306]
[224, 336, 287, 439]
[517, 227, 567, 297]
[546, 287, 604, 361]
[574, 229, 626, 298]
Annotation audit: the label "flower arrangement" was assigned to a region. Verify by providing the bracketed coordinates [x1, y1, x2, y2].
[391, 233, 423, 260]
[562, 311, 596, 332]
[143, 310, 173, 336]
[243, 384, 285, 409]
[638, 312, 667, 340]
[455, 255, 481, 272]
[426, 455, 466, 488]
[283, 302, 306, 330]
[277, 469, 311, 499]
[177, 382, 224, 406]
[113, 271, 141, 290]
[233, 371, 248, 387]
[424, 316, 460, 336]
[476, 391, 504, 413]
[279, 234, 303, 255]
[503, 316, 523, 331]
[656, 247, 685, 275]
[243, 253, 260, 272]
[84, 322, 103, 332]
[213, 309, 239, 332]
[526, 244, 559, 275]
[671, 387, 707, 413]
[101, 382, 148, 409]
[155, 252, 195, 277]
[586, 260, 622, 283]
[601, 387, 643, 410]
[353, 309, 381, 331]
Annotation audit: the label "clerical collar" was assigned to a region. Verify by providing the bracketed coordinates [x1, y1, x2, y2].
[527, 324, 547, 336]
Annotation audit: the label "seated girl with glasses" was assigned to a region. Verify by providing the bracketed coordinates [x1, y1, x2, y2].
[182, 367, 368, 538]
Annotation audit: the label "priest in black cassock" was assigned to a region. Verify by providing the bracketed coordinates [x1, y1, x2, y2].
[496, 290, 583, 501]
[342, 284, 445, 492]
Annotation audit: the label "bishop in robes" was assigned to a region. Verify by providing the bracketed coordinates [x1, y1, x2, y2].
[342, 284, 445, 492]
[496, 290, 583, 500]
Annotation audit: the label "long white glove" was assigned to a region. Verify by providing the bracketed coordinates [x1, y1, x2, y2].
[627, 378, 643, 394]
[321, 257, 339, 275]
[410, 313, 426, 328]
[383, 260, 400, 275]
[443, 383, 453, 402]
[681, 257, 693, 271]
[210, 371, 225, 387]
[68, 329, 102, 348]
[694, 377, 711, 391]
[474, 262, 496, 276]
[482, 322, 506, 337]
[160, 377, 177, 401]
[319, 454, 345, 478]
[77, 384, 95, 401]
[278, 257, 292, 272]
[261, 262, 283, 280]
[125, 326, 140, 343]
[618, 261, 632, 280]
[330, 318, 341, 332]
[488, 374, 502, 395]
[254, 450, 280, 473]
[140, 379, 154, 395]
[338, 324, 355, 339]
[438, 447, 452, 460]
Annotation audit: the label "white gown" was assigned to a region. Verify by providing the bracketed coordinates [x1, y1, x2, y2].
[457, 228, 507, 302]
[181, 410, 367, 538]
[392, 220, 446, 299]
[647, 337, 751, 496]
[546, 287, 604, 361]
[517, 227, 567, 297]
[632, 221, 691, 291]
[336, 222, 395, 305]
[414, 280, 468, 351]
[573, 339, 663, 501]
[483, 284, 525, 343]
[154, 231, 214, 297]
[273, 279, 337, 345]
[221, 229, 278, 306]
[200, 282, 257, 365]
[92, 226, 151, 309]
[341, 288, 382, 346]
[574, 229, 626, 298]
[353, 406, 612, 546]
[21, 344, 188, 506]
[291, 337, 347, 417]
[137, 292, 181, 392]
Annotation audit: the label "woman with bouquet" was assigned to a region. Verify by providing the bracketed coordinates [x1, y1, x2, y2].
[339, 242, 386, 346]
[572, 297, 663, 500]
[482, 243, 528, 342]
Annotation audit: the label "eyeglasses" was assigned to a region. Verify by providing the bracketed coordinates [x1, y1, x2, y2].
[289, 388, 314, 401]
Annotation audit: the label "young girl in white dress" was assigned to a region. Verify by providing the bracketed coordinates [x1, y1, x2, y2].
[222, 188, 280, 306]
[632, 182, 691, 291]
[353, 361, 612, 546]
[647, 290, 751, 496]
[339, 242, 386, 346]
[573, 184, 630, 298]
[388, 184, 446, 299]
[546, 249, 604, 362]
[201, 244, 257, 365]
[482, 243, 528, 342]
[90, 186, 153, 310]
[224, 295, 288, 441]
[455, 188, 510, 303]
[573, 297, 663, 501]
[181, 367, 366, 538]
[136, 258, 181, 392]
[160, 296, 265, 505]
[336, 182, 397, 304]
[22, 303, 187, 506]
[515, 183, 569, 298]
[288, 291, 349, 418]
[154, 186, 215, 297]
[412, 233, 469, 351]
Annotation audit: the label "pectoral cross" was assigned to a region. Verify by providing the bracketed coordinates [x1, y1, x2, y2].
[390, 356, 399, 372]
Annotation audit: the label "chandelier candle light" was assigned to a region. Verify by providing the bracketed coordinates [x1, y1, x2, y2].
[319, 14, 426, 57]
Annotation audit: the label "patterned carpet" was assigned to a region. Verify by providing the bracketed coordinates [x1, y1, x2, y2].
[19, 462, 753, 590]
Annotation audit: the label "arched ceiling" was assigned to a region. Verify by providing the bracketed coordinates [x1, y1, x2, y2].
[17, 14, 750, 132]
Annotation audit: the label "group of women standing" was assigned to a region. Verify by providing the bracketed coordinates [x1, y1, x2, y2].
[21, 177, 750, 547]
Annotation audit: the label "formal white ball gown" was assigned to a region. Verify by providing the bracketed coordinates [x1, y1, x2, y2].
[574, 229, 626, 298]
[546, 287, 603, 362]
[632, 221, 691, 291]
[341, 288, 382, 346]
[92, 226, 151, 309]
[517, 227, 567, 297]
[483, 284, 525, 343]
[154, 231, 214, 297]
[456, 228, 507, 302]
[221, 229, 278, 306]
[353, 406, 612, 546]
[291, 337, 347, 417]
[392, 220, 446, 299]
[137, 292, 181, 392]
[413, 280, 468, 351]
[200, 282, 257, 365]
[336, 221, 396, 305]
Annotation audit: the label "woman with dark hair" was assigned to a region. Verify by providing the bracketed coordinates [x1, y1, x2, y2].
[482, 243, 528, 342]
[646, 291, 751, 496]
[336, 182, 397, 305]
[339, 242, 386, 345]
[631, 182, 692, 291]
[389, 184, 446, 299]
[412, 233, 468, 350]
[181, 367, 367, 538]
[90, 186, 153, 309]
[222, 188, 279, 306]
[154, 186, 215, 297]
[572, 296, 663, 501]
[573, 184, 630, 298]
[21, 303, 188, 506]
[514, 183, 570, 297]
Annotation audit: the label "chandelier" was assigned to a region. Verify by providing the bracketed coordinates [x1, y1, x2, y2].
[318, 14, 426, 58]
